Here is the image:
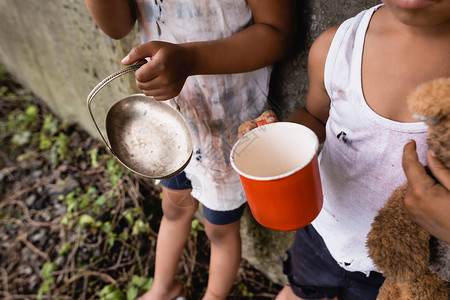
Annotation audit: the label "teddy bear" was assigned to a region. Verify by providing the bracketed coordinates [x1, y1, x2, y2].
[366, 77, 450, 300]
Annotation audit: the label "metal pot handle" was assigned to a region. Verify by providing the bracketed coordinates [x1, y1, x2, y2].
[86, 64, 142, 152]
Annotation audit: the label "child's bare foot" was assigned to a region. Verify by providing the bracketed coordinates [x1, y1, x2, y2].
[137, 281, 186, 300]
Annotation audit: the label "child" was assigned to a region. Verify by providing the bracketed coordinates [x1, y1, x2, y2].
[239, 0, 450, 299]
[84, 1, 296, 299]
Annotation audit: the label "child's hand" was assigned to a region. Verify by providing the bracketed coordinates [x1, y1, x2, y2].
[238, 110, 278, 139]
[121, 41, 193, 101]
[402, 140, 450, 244]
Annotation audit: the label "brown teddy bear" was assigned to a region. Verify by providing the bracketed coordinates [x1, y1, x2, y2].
[366, 77, 450, 300]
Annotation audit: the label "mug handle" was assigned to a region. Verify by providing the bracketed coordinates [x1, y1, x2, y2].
[86, 64, 142, 152]
[256, 120, 268, 127]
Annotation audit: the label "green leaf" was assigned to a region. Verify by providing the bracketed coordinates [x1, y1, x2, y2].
[95, 194, 106, 206]
[79, 214, 95, 227]
[124, 210, 135, 226]
[126, 286, 139, 300]
[58, 242, 72, 256]
[126, 276, 153, 300]
[98, 284, 125, 300]
[101, 221, 112, 233]
[132, 219, 150, 235]
[131, 275, 153, 289]
[190, 219, 205, 237]
[79, 193, 92, 210]
[87, 186, 98, 195]
[60, 214, 74, 228]
[39, 132, 52, 150]
[90, 148, 99, 168]
[25, 105, 37, 122]
[67, 201, 77, 214]
[55, 132, 70, 160]
[239, 283, 254, 298]
[37, 279, 53, 300]
[108, 235, 115, 249]
[40, 262, 57, 280]
[75, 147, 84, 157]
[119, 230, 129, 242]
[42, 114, 59, 135]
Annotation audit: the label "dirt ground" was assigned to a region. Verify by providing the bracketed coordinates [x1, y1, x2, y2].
[0, 67, 282, 299]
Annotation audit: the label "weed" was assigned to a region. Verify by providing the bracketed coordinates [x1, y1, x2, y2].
[37, 262, 58, 300]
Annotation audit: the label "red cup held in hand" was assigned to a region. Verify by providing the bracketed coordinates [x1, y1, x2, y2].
[230, 122, 323, 231]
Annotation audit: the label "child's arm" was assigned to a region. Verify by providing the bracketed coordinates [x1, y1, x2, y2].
[121, 0, 297, 100]
[286, 26, 337, 142]
[85, 0, 137, 39]
[238, 26, 338, 143]
[402, 140, 450, 244]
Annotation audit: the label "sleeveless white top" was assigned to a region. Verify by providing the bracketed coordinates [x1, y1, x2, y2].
[312, 4, 429, 274]
[136, 0, 272, 210]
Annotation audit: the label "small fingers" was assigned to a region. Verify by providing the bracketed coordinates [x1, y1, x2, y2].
[134, 62, 159, 85]
[238, 120, 257, 139]
[135, 76, 160, 91]
[402, 140, 428, 184]
[402, 140, 443, 211]
[141, 88, 177, 101]
[237, 110, 278, 139]
[122, 42, 158, 65]
[140, 78, 185, 101]
[256, 110, 278, 124]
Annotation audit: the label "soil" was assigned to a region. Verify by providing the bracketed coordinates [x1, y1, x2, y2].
[0, 68, 282, 299]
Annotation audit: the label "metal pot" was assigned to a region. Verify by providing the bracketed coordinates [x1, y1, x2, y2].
[87, 65, 193, 179]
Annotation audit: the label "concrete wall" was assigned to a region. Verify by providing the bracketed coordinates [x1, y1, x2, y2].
[0, 0, 380, 285]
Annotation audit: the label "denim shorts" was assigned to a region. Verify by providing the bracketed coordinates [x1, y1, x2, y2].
[282, 225, 385, 300]
[161, 172, 245, 225]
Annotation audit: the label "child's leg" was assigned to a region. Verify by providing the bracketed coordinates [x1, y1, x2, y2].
[140, 177, 198, 300]
[203, 219, 241, 300]
[201, 204, 246, 300]
[276, 286, 304, 300]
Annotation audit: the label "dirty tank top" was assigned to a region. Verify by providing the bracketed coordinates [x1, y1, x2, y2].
[312, 4, 429, 274]
[136, 0, 272, 210]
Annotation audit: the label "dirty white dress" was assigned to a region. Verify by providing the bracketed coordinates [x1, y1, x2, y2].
[312, 4, 429, 275]
[136, 0, 272, 210]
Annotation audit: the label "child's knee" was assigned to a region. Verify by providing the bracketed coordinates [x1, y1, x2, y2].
[161, 188, 198, 220]
[204, 221, 240, 245]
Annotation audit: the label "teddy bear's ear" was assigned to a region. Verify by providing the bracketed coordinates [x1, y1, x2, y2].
[408, 77, 450, 124]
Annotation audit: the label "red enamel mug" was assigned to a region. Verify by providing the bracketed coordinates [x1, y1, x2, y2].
[230, 121, 323, 231]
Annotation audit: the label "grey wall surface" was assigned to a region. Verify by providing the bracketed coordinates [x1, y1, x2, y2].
[270, 0, 381, 120]
[0, 0, 380, 285]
